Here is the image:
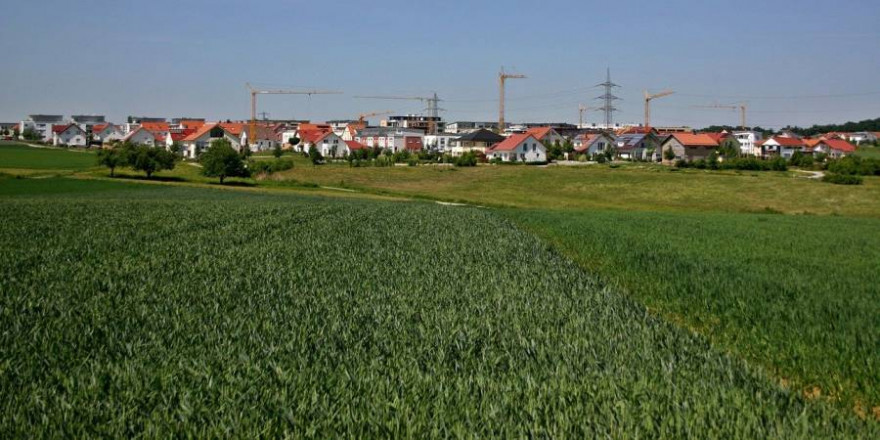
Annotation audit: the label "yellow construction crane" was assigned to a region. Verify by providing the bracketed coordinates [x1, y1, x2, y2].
[353, 93, 443, 134]
[357, 110, 394, 124]
[694, 103, 748, 130]
[246, 83, 342, 142]
[499, 68, 526, 132]
[643, 89, 674, 128]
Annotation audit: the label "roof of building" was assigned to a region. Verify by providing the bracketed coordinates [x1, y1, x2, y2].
[167, 128, 196, 143]
[704, 132, 733, 143]
[140, 122, 170, 133]
[219, 122, 245, 136]
[181, 123, 237, 142]
[122, 127, 153, 142]
[525, 126, 555, 140]
[300, 129, 335, 144]
[668, 133, 720, 147]
[455, 128, 504, 143]
[489, 133, 538, 152]
[616, 126, 657, 136]
[766, 136, 806, 147]
[822, 138, 856, 152]
[344, 140, 368, 151]
[178, 120, 205, 130]
[52, 123, 83, 134]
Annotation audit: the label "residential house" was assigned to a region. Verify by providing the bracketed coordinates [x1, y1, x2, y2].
[758, 136, 808, 158]
[616, 132, 661, 161]
[70, 115, 105, 132]
[846, 131, 877, 145]
[812, 138, 856, 158]
[180, 123, 244, 158]
[165, 128, 196, 150]
[51, 123, 87, 147]
[405, 137, 423, 152]
[344, 140, 369, 153]
[300, 130, 349, 158]
[448, 128, 505, 156]
[660, 133, 719, 162]
[92, 123, 126, 144]
[524, 126, 565, 146]
[122, 127, 159, 147]
[733, 130, 763, 156]
[20, 114, 64, 141]
[422, 133, 459, 152]
[486, 133, 547, 163]
[573, 133, 615, 156]
[354, 127, 424, 153]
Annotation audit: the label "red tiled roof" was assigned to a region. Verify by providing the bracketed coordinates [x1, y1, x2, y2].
[768, 136, 806, 147]
[345, 140, 368, 151]
[52, 124, 70, 134]
[704, 132, 731, 143]
[140, 122, 169, 133]
[181, 123, 226, 142]
[92, 123, 108, 133]
[178, 120, 205, 130]
[490, 133, 537, 152]
[823, 138, 856, 153]
[616, 126, 655, 135]
[670, 133, 719, 147]
[299, 129, 332, 144]
[219, 122, 245, 136]
[525, 126, 553, 140]
[167, 128, 195, 143]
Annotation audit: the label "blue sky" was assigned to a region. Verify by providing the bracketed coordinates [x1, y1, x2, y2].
[1, 0, 878, 128]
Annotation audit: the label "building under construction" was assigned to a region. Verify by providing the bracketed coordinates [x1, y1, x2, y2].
[381, 115, 445, 134]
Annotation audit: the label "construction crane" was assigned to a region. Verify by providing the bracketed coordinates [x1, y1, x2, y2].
[246, 83, 342, 142]
[694, 103, 748, 130]
[357, 110, 394, 124]
[499, 68, 527, 132]
[643, 89, 674, 128]
[578, 104, 595, 128]
[353, 93, 444, 134]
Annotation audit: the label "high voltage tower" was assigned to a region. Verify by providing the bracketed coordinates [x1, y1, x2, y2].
[594, 68, 620, 127]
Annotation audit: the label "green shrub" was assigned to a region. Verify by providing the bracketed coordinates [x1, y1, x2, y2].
[822, 173, 863, 185]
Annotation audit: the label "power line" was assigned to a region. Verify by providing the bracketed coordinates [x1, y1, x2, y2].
[676, 91, 880, 100]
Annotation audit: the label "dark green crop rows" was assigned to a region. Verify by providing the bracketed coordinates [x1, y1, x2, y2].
[0, 180, 875, 437]
[507, 208, 880, 414]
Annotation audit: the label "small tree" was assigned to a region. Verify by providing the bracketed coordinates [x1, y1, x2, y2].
[22, 128, 41, 141]
[663, 147, 676, 161]
[272, 143, 283, 159]
[201, 138, 250, 184]
[308, 145, 324, 165]
[96, 148, 126, 177]
[129, 145, 176, 178]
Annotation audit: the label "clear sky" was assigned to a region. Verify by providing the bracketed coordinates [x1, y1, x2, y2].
[1, 0, 879, 128]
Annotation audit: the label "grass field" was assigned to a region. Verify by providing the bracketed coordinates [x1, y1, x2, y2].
[1, 178, 876, 437]
[0, 142, 98, 171]
[506, 208, 880, 415]
[855, 145, 880, 160]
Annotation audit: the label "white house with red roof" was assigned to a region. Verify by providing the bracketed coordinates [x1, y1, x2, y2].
[660, 133, 719, 162]
[758, 136, 808, 159]
[812, 138, 856, 158]
[164, 128, 196, 150]
[92, 123, 125, 144]
[300, 130, 350, 158]
[180, 123, 244, 159]
[524, 126, 564, 146]
[573, 133, 615, 156]
[51, 123, 87, 147]
[487, 133, 547, 163]
[122, 127, 159, 147]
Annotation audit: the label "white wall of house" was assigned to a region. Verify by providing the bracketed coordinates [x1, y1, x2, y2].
[423, 134, 458, 152]
[96, 126, 125, 143]
[733, 131, 762, 156]
[52, 127, 87, 146]
[126, 129, 157, 147]
[183, 131, 242, 159]
[488, 137, 547, 163]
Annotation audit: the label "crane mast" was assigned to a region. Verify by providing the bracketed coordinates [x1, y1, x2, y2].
[499, 68, 526, 133]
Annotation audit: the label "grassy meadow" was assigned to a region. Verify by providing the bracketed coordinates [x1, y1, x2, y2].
[0, 141, 98, 172]
[1, 178, 876, 437]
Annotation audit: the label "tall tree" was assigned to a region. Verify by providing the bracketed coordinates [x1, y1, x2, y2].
[128, 145, 176, 178]
[96, 148, 126, 177]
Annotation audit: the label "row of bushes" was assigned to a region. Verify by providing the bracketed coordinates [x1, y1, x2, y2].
[826, 156, 880, 176]
[675, 156, 789, 171]
[822, 173, 863, 185]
